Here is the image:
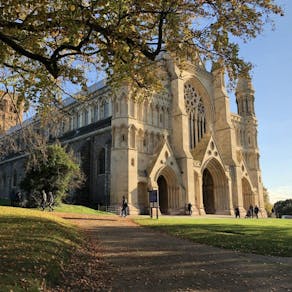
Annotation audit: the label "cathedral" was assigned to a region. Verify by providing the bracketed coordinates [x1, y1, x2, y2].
[0, 56, 266, 217]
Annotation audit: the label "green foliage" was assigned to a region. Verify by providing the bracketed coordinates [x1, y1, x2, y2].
[0, 206, 83, 291]
[0, 0, 283, 113]
[134, 217, 292, 257]
[263, 187, 273, 216]
[20, 144, 84, 205]
[274, 199, 292, 218]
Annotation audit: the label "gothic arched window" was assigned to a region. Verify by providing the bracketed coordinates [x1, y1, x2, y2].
[184, 84, 207, 149]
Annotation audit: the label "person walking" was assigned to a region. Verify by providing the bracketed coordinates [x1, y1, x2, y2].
[187, 203, 192, 215]
[121, 196, 128, 217]
[235, 207, 240, 218]
[249, 205, 254, 218]
[41, 190, 47, 211]
[254, 205, 259, 218]
[48, 191, 54, 211]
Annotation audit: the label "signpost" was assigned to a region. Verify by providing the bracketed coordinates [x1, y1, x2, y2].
[149, 190, 159, 219]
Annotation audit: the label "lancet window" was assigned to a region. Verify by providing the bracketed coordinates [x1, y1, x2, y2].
[184, 84, 207, 149]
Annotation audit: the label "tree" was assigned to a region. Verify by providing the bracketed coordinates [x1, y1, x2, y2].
[273, 199, 292, 218]
[20, 144, 84, 206]
[0, 0, 283, 113]
[263, 187, 273, 217]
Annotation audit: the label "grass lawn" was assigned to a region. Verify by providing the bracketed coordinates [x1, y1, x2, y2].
[0, 206, 84, 291]
[0, 197, 111, 215]
[134, 217, 292, 257]
[53, 203, 110, 215]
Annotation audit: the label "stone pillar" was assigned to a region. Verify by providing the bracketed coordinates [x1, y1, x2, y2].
[167, 61, 199, 215]
[232, 166, 246, 216]
[227, 176, 235, 216]
[196, 172, 205, 215]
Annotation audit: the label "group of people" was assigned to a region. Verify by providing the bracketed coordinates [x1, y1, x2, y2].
[9, 189, 55, 210]
[234, 204, 260, 218]
[119, 197, 261, 219]
[41, 190, 54, 211]
[246, 204, 259, 218]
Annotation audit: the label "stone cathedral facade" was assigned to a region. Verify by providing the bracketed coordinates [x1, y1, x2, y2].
[0, 56, 266, 216]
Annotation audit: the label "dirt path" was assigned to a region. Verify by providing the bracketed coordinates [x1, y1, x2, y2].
[56, 213, 292, 292]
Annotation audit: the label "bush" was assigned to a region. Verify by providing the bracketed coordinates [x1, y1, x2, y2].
[20, 144, 84, 207]
[274, 199, 292, 218]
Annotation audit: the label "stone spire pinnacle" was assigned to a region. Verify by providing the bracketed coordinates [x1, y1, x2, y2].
[236, 73, 254, 94]
[235, 72, 255, 117]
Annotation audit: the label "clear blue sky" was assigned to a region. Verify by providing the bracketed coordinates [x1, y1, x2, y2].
[231, 0, 292, 203]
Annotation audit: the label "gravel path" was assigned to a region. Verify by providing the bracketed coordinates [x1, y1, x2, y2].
[57, 213, 292, 292]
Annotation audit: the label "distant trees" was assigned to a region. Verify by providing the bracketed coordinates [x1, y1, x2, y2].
[273, 199, 292, 218]
[20, 144, 84, 206]
[263, 187, 273, 217]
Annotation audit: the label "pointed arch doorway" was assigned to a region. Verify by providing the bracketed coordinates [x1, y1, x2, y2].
[202, 158, 230, 215]
[155, 166, 181, 215]
[203, 168, 215, 214]
[157, 175, 168, 214]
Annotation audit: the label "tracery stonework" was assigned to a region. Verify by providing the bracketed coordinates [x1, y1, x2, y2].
[184, 83, 207, 148]
[0, 58, 266, 217]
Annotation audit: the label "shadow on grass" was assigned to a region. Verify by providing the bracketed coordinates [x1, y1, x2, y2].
[144, 222, 292, 257]
[0, 216, 82, 291]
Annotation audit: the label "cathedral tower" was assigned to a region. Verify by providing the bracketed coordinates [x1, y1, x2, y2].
[236, 74, 255, 117]
[235, 74, 265, 214]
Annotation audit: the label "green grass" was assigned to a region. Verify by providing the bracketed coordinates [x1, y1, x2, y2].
[0, 206, 83, 291]
[53, 203, 110, 215]
[0, 196, 111, 215]
[134, 217, 292, 257]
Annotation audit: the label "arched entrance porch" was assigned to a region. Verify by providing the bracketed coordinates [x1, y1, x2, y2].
[155, 166, 182, 215]
[203, 168, 215, 214]
[242, 178, 253, 211]
[202, 158, 230, 215]
[157, 176, 168, 214]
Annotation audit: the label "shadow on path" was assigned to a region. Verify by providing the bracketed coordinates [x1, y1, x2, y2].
[59, 213, 292, 292]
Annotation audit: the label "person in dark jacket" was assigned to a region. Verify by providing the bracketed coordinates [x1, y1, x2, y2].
[187, 203, 192, 215]
[254, 205, 259, 218]
[235, 207, 240, 218]
[121, 196, 128, 217]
